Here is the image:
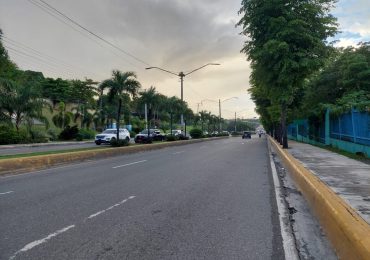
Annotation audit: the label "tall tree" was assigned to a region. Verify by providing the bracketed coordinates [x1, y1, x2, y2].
[101, 70, 141, 140]
[42, 77, 72, 107]
[238, 0, 337, 148]
[0, 73, 50, 131]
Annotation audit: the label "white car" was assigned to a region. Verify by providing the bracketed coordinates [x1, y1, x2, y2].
[95, 128, 130, 145]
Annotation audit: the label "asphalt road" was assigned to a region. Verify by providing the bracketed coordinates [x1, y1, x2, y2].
[0, 137, 284, 259]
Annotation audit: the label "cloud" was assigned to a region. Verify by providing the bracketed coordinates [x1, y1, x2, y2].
[4, 0, 368, 118]
[332, 0, 370, 46]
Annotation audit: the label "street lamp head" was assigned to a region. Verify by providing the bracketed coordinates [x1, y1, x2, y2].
[209, 63, 221, 66]
[145, 67, 154, 70]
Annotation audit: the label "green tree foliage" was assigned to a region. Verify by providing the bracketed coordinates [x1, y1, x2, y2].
[70, 78, 98, 104]
[0, 29, 18, 79]
[0, 72, 50, 131]
[238, 0, 338, 148]
[42, 77, 71, 107]
[302, 43, 370, 116]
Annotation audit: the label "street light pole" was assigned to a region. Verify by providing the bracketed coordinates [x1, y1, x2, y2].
[146, 63, 220, 129]
[219, 99, 221, 132]
[179, 72, 185, 125]
[234, 112, 237, 133]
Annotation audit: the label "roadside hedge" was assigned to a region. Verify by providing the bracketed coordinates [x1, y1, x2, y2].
[190, 128, 203, 139]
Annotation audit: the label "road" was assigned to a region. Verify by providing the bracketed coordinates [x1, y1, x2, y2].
[0, 137, 284, 259]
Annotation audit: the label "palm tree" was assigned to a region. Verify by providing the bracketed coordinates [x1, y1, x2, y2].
[100, 70, 141, 140]
[138, 86, 159, 123]
[52, 102, 72, 129]
[199, 110, 211, 133]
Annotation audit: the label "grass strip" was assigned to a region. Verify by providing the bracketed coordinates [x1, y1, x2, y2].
[0, 146, 111, 160]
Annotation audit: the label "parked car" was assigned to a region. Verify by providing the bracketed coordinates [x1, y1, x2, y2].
[95, 128, 130, 145]
[222, 131, 230, 136]
[170, 130, 183, 137]
[134, 129, 165, 143]
[242, 131, 251, 139]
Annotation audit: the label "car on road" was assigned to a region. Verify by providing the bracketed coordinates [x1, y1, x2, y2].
[242, 131, 251, 139]
[95, 128, 130, 145]
[134, 129, 165, 143]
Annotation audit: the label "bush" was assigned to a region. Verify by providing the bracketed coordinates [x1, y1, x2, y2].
[75, 133, 83, 141]
[59, 125, 79, 140]
[110, 139, 130, 147]
[231, 131, 241, 136]
[189, 128, 203, 139]
[129, 130, 137, 137]
[0, 125, 30, 144]
[178, 135, 189, 140]
[217, 132, 230, 137]
[166, 135, 178, 142]
[47, 128, 59, 141]
[29, 129, 48, 143]
[79, 128, 96, 140]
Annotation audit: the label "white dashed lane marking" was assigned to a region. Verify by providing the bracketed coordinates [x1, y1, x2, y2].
[10, 195, 136, 259]
[0, 191, 14, 195]
[112, 160, 147, 169]
[87, 196, 135, 219]
[10, 225, 76, 260]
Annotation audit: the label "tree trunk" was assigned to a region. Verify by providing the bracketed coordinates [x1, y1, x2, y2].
[116, 98, 122, 141]
[281, 103, 288, 148]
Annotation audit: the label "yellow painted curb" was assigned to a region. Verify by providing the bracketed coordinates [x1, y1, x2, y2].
[269, 136, 370, 260]
[0, 137, 227, 176]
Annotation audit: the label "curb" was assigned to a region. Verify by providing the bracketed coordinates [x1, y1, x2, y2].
[268, 136, 370, 260]
[0, 137, 227, 176]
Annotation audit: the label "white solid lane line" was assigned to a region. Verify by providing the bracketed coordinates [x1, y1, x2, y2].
[112, 160, 147, 169]
[9, 225, 75, 260]
[268, 143, 299, 260]
[87, 195, 136, 219]
[0, 191, 14, 195]
[173, 151, 185, 155]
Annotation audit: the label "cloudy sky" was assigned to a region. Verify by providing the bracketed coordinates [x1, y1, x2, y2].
[1, 0, 369, 119]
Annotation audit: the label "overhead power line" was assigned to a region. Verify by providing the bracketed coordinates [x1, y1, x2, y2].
[8, 49, 72, 77]
[3, 36, 95, 77]
[36, 0, 151, 67]
[27, 0, 106, 49]
[27, 0, 143, 70]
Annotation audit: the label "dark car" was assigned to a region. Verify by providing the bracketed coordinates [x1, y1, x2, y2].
[242, 131, 251, 139]
[134, 129, 165, 143]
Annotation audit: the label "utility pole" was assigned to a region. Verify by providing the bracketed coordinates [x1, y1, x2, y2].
[179, 72, 185, 128]
[145, 103, 149, 139]
[197, 103, 201, 113]
[218, 99, 221, 132]
[234, 112, 237, 133]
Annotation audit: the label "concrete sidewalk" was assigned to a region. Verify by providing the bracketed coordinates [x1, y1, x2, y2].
[286, 140, 370, 225]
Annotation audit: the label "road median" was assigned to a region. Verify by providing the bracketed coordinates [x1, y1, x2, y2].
[0, 137, 227, 176]
[269, 136, 370, 259]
